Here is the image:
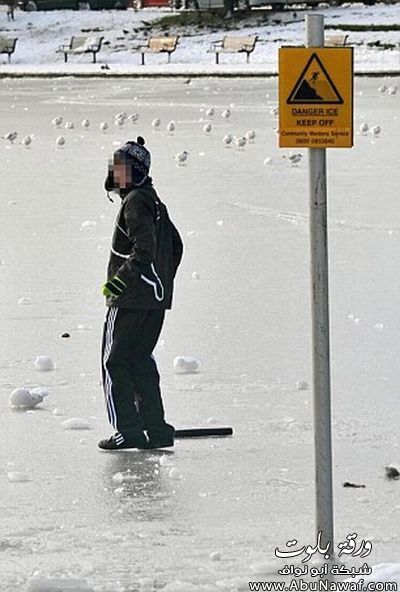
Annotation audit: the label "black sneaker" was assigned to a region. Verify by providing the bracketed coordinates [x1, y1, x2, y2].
[98, 432, 147, 451]
[144, 423, 175, 449]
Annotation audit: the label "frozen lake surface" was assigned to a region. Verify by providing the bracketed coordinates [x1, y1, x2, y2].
[1, 76, 400, 591]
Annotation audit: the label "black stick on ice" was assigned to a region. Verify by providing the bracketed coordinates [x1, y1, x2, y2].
[174, 427, 233, 438]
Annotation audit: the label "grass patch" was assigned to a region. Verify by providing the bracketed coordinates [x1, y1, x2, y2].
[148, 9, 266, 32]
[326, 24, 400, 32]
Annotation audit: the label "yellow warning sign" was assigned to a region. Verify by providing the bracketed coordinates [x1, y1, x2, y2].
[279, 47, 353, 148]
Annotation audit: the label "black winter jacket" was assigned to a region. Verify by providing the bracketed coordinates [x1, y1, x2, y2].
[105, 179, 183, 309]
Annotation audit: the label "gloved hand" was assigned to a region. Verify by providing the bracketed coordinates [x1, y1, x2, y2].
[102, 276, 127, 298]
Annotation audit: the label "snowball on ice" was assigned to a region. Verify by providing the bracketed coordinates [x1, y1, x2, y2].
[80, 220, 97, 229]
[168, 468, 182, 480]
[17, 296, 32, 305]
[173, 356, 200, 374]
[34, 355, 55, 371]
[62, 418, 92, 430]
[7, 471, 32, 483]
[9, 387, 49, 410]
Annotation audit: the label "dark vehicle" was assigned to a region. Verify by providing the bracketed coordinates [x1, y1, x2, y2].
[17, 0, 130, 9]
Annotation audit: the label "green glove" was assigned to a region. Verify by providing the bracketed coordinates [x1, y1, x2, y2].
[102, 276, 127, 298]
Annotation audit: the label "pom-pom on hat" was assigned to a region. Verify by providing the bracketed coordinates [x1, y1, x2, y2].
[114, 136, 151, 186]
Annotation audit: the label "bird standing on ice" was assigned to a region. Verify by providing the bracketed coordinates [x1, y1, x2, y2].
[359, 122, 369, 134]
[246, 130, 256, 143]
[235, 136, 246, 149]
[56, 136, 66, 147]
[21, 135, 32, 147]
[203, 123, 212, 134]
[222, 133, 234, 147]
[167, 121, 176, 135]
[152, 118, 161, 130]
[3, 131, 17, 143]
[82, 119, 90, 130]
[288, 152, 303, 166]
[371, 125, 381, 137]
[52, 116, 63, 127]
[175, 150, 188, 166]
[222, 108, 231, 120]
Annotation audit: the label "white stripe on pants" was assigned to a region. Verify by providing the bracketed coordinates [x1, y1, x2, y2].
[102, 307, 118, 429]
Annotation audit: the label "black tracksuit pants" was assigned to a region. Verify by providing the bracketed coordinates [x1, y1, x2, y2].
[101, 306, 173, 442]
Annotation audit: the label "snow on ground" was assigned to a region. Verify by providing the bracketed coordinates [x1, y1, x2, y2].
[0, 3, 400, 74]
[1, 74, 400, 591]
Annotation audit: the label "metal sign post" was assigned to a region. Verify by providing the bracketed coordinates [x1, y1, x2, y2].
[306, 13, 334, 554]
[278, 13, 354, 555]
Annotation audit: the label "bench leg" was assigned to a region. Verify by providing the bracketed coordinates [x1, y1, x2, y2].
[246, 53, 250, 64]
[167, 52, 171, 64]
[215, 53, 219, 65]
[8, 54, 11, 63]
[93, 52, 96, 64]
[64, 53, 68, 63]
[141, 52, 145, 66]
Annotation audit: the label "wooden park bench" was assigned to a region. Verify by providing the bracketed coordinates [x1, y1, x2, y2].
[210, 35, 258, 64]
[57, 36, 104, 64]
[325, 33, 349, 47]
[136, 36, 179, 66]
[0, 36, 17, 63]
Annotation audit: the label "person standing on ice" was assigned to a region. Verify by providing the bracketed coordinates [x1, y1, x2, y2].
[99, 136, 183, 451]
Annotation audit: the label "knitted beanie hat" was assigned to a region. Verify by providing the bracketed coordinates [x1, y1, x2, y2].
[114, 136, 151, 186]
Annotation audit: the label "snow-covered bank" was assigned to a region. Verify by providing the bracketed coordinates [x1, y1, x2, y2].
[1, 4, 400, 75]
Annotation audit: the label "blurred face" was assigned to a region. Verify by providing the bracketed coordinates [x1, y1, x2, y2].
[112, 158, 132, 189]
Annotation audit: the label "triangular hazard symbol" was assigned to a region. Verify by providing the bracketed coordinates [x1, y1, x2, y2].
[287, 53, 344, 105]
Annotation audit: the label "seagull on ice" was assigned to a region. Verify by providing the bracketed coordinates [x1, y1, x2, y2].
[56, 136, 66, 147]
[222, 108, 231, 120]
[3, 131, 17, 142]
[203, 123, 212, 134]
[206, 107, 215, 117]
[114, 117, 125, 128]
[359, 122, 369, 134]
[152, 118, 161, 130]
[234, 136, 246, 149]
[167, 120, 176, 134]
[378, 85, 387, 94]
[387, 85, 397, 96]
[222, 133, 234, 147]
[246, 130, 256, 143]
[270, 106, 279, 116]
[81, 119, 90, 130]
[100, 121, 108, 132]
[288, 152, 303, 166]
[175, 151, 189, 166]
[21, 135, 32, 147]
[114, 111, 128, 122]
[52, 116, 63, 127]
[371, 125, 381, 137]
[65, 121, 74, 130]
[128, 113, 139, 123]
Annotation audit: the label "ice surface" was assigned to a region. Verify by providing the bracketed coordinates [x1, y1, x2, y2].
[1, 76, 400, 591]
[26, 577, 93, 592]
